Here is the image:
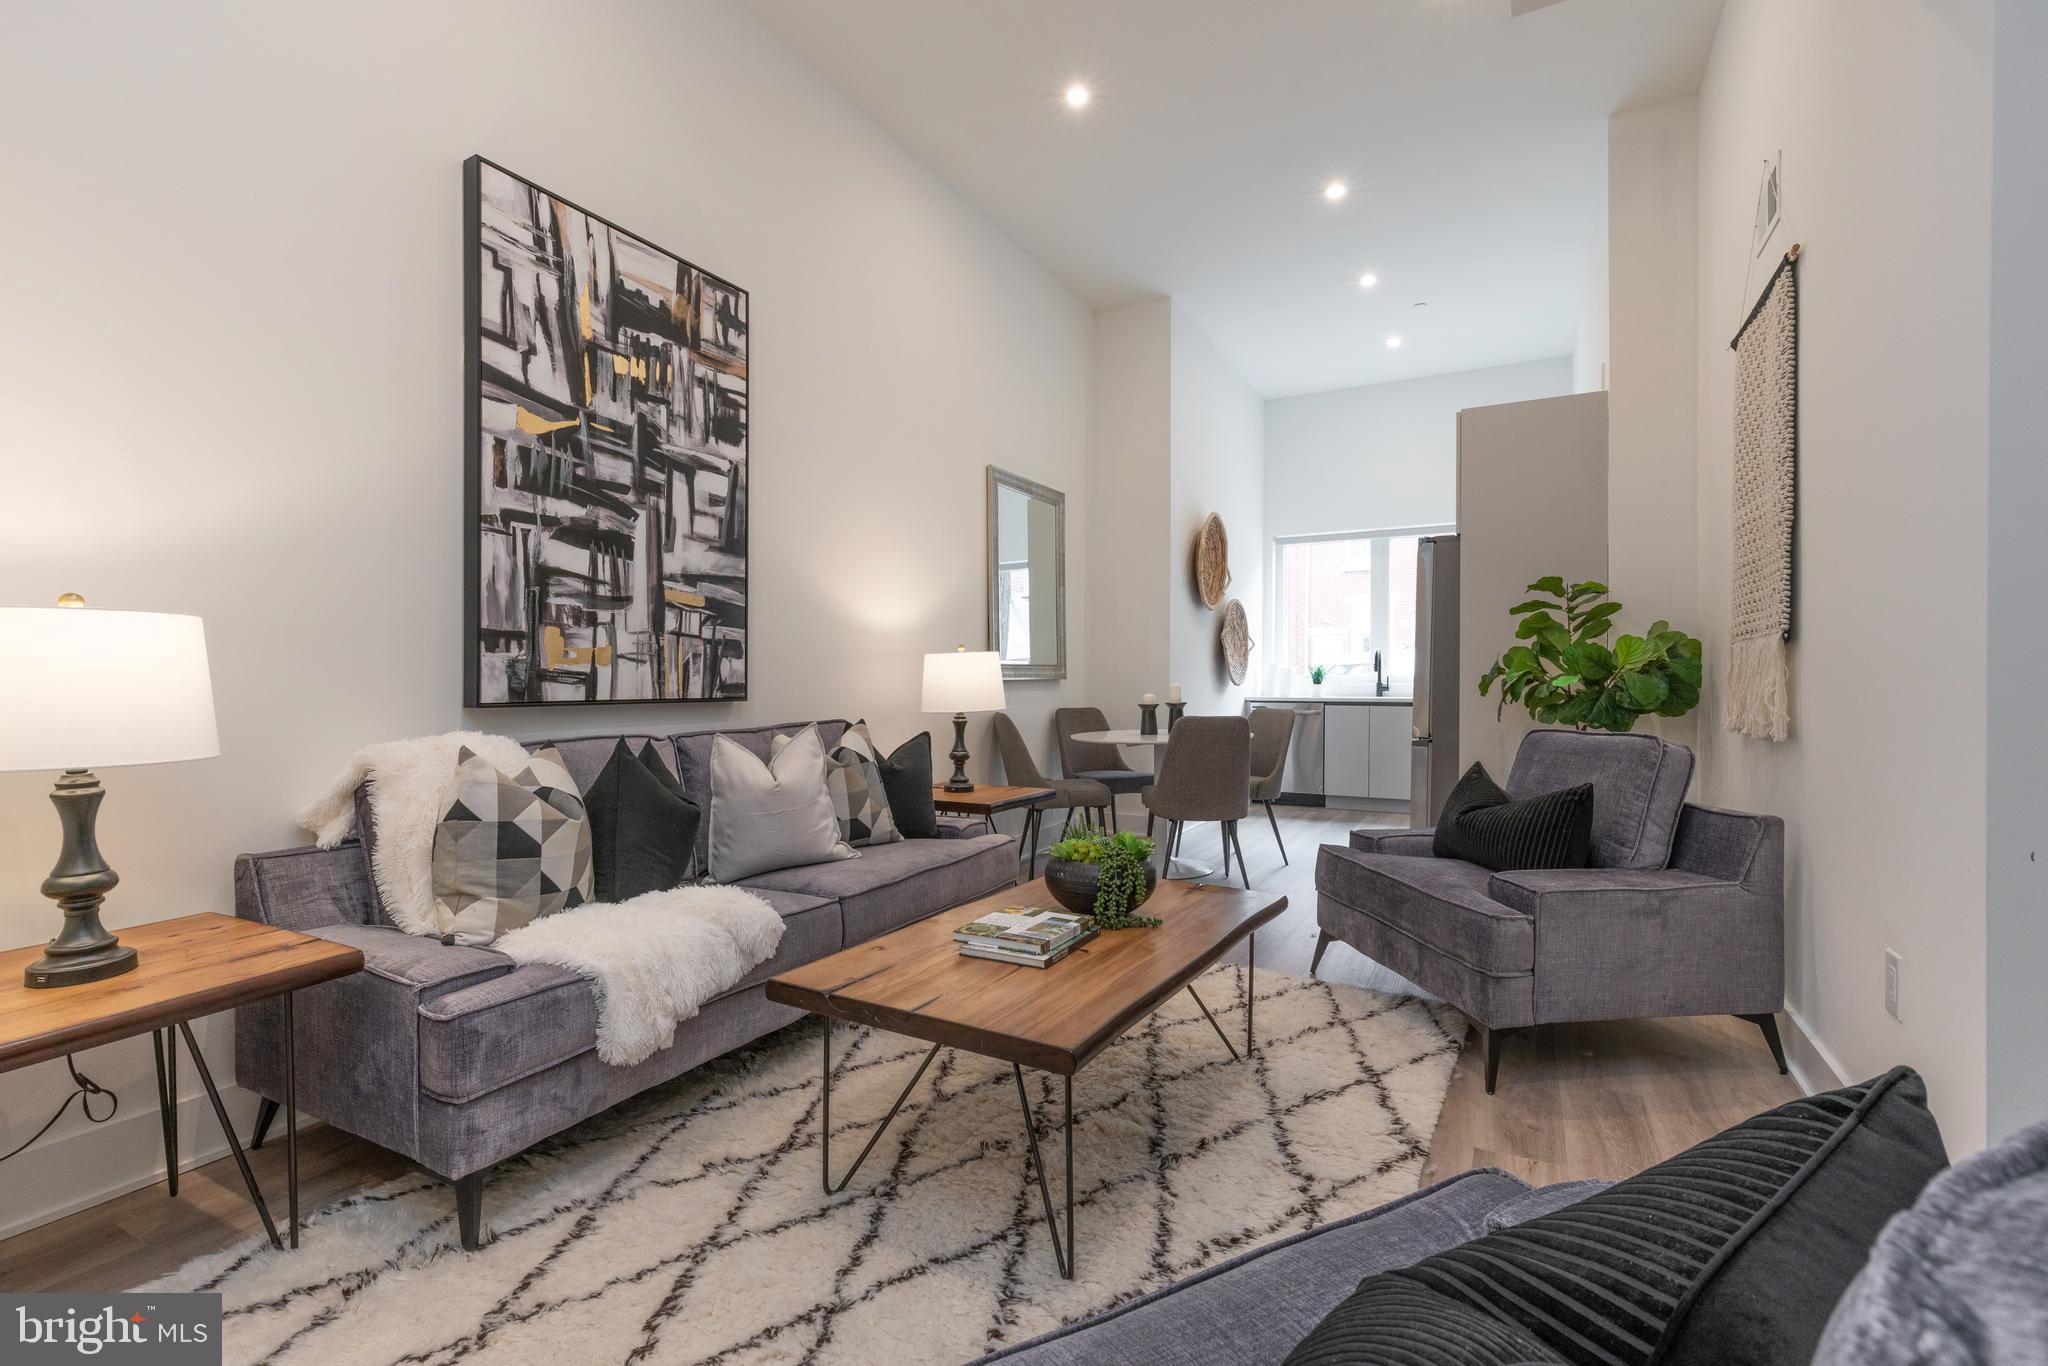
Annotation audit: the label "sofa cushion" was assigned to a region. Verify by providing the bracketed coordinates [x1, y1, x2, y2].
[707, 726, 857, 882]
[1506, 729, 1693, 870]
[1314, 845, 1532, 977]
[429, 745, 593, 946]
[1287, 1068, 1946, 1366]
[977, 1169, 1588, 1366]
[1349, 827, 1436, 856]
[673, 720, 851, 871]
[740, 832, 1017, 943]
[524, 733, 678, 796]
[876, 729, 940, 838]
[585, 739, 700, 903]
[1432, 761, 1593, 871]
[415, 886, 838, 1103]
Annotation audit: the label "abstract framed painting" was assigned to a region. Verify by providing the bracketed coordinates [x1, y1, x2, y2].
[464, 156, 748, 706]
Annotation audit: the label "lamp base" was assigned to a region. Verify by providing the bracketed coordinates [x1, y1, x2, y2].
[944, 712, 976, 792]
[25, 768, 138, 990]
[25, 942, 138, 989]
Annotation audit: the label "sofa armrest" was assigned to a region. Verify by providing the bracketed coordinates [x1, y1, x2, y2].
[933, 814, 983, 840]
[1670, 804, 1785, 890]
[233, 923, 516, 1162]
[234, 843, 380, 933]
[1349, 827, 1436, 857]
[1484, 867, 1734, 917]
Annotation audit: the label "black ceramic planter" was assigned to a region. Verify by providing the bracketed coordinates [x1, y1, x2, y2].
[1043, 857, 1158, 918]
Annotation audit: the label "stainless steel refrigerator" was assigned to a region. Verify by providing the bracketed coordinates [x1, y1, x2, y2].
[1409, 534, 1460, 827]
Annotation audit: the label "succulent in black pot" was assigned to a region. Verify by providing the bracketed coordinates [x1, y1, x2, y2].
[1042, 823, 1160, 929]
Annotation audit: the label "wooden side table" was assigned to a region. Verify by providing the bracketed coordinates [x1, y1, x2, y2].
[0, 913, 363, 1250]
[931, 783, 1057, 875]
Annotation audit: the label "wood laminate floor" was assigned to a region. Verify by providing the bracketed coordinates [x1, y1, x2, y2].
[0, 804, 1795, 1292]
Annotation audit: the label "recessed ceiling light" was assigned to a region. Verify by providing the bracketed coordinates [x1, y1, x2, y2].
[1063, 82, 1091, 110]
[1357, 272, 1378, 289]
[1386, 335, 1403, 349]
[1323, 180, 1349, 202]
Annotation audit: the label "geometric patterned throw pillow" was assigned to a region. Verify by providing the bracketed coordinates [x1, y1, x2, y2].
[429, 744, 593, 945]
[771, 722, 899, 848]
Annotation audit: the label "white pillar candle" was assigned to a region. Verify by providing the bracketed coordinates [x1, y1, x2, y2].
[1167, 683, 1183, 703]
[1140, 692, 1158, 706]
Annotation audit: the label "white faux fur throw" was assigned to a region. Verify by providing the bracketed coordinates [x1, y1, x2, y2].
[494, 885, 783, 1065]
[299, 733, 784, 1066]
[298, 730, 533, 936]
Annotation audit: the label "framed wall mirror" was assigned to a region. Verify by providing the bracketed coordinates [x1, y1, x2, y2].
[986, 465, 1066, 680]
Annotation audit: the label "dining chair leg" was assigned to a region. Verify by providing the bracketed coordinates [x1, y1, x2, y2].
[1146, 811, 1155, 839]
[1229, 822, 1252, 890]
[1220, 824, 1231, 879]
[1263, 801, 1288, 865]
[1108, 803, 1119, 834]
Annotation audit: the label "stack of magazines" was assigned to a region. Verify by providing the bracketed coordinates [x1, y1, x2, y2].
[954, 907, 1097, 968]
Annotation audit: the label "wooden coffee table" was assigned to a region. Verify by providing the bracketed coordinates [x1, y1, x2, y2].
[766, 877, 1286, 1278]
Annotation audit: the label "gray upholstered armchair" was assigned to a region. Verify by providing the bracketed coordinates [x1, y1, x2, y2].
[1312, 729, 1785, 1094]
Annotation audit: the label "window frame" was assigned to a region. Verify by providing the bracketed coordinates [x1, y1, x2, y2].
[1268, 523, 1454, 692]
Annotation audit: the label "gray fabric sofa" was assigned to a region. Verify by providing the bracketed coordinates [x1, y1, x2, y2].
[1312, 729, 1785, 1092]
[981, 1170, 1610, 1364]
[231, 720, 1017, 1249]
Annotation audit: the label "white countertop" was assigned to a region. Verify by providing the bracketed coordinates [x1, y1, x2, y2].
[1246, 694, 1412, 705]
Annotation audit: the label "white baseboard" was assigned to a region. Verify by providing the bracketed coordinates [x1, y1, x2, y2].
[1779, 1004, 1851, 1097]
[0, 1082, 263, 1241]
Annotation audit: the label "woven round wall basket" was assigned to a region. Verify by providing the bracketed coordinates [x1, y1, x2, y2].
[1195, 513, 1231, 609]
[1219, 598, 1252, 685]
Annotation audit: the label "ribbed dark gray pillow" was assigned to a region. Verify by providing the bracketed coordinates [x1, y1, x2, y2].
[1285, 1069, 1948, 1366]
[1432, 762, 1592, 871]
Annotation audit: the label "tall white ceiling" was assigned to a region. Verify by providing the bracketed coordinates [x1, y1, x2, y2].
[743, 0, 1726, 397]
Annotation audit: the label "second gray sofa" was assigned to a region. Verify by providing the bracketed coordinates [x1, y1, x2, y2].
[232, 719, 1018, 1248]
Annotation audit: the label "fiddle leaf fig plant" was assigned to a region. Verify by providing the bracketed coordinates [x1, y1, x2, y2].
[1477, 577, 1703, 734]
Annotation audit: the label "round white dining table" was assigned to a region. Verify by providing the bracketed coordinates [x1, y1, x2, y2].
[1068, 728, 1213, 879]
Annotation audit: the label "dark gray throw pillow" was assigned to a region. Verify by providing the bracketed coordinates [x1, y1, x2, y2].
[1283, 1068, 1949, 1366]
[1431, 761, 1592, 871]
[585, 738, 700, 902]
[875, 729, 939, 838]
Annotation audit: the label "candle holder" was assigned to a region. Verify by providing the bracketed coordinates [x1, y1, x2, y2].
[1138, 702, 1160, 737]
[1166, 702, 1187, 731]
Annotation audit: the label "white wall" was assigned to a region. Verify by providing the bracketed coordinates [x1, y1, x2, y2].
[0, 0, 1093, 1236]
[1456, 393, 1611, 779]
[1692, 0, 1992, 1150]
[1264, 358, 1574, 542]
[1083, 299, 1174, 769]
[1168, 307, 1266, 717]
[1606, 96, 1701, 752]
[1985, 0, 2048, 1144]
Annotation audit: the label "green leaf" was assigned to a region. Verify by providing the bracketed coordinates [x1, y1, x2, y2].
[1502, 645, 1541, 674]
[1561, 640, 1615, 681]
[1578, 602, 1622, 627]
[1610, 634, 1650, 670]
[1514, 610, 1561, 639]
[1526, 576, 1568, 597]
[1508, 598, 1564, 615]
[1538, 626, 1572, 657]
[1622, 670, 1670, 709]
[1566, 581, 1610, 600]
[1666, 653, 1704, 687]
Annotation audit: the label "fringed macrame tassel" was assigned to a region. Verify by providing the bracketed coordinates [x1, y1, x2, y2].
[1723, 634, 1790, 742]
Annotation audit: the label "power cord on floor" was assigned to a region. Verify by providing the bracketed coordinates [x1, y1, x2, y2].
[0, 1056, 118, 1163]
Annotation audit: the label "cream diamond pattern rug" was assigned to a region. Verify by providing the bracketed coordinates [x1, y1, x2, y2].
[148, 966, 1464, 1365]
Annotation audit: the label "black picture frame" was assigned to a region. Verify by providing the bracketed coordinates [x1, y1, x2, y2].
[464, 155, 750, 708]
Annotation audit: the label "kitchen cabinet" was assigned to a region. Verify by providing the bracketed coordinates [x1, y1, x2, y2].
[1323, 704, 1374, 802]
[1368, 705, 1412, 801]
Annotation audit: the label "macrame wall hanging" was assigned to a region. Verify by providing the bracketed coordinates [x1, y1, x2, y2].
[1724, 243, 1799, 741]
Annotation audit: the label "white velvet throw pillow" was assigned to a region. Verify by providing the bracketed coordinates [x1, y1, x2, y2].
[707, 725, 857, 882]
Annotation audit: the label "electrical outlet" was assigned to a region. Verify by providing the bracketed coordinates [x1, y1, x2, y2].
[1885, 949, 1902, 1021]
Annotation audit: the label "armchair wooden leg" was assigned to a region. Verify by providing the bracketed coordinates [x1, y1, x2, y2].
[1478, 1025, 1524, 1096]
[1738, 1013, 1789, 1074]
[249, 1096, 280, 1151]
[1310, 930, 1334, 978]
[1263, 801, 1288, 865]
[454, 1168, 492, 1251]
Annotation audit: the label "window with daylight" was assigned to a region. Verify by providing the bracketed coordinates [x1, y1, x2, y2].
[1273, 533, 1427, 690]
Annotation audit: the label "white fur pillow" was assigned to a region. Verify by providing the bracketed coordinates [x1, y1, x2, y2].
[706, 724, 857, 882]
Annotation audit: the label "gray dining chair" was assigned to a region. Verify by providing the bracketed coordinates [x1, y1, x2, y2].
[1247, 706, 1296, 864]
[1141, 715, 1253, 888]
[991, 712, 1111, 877]
[1054, 707, 1149, 831]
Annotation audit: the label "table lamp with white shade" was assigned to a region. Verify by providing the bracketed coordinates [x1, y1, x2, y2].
[921, 645, 1005, 792]
[0, 595, 219, 987]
